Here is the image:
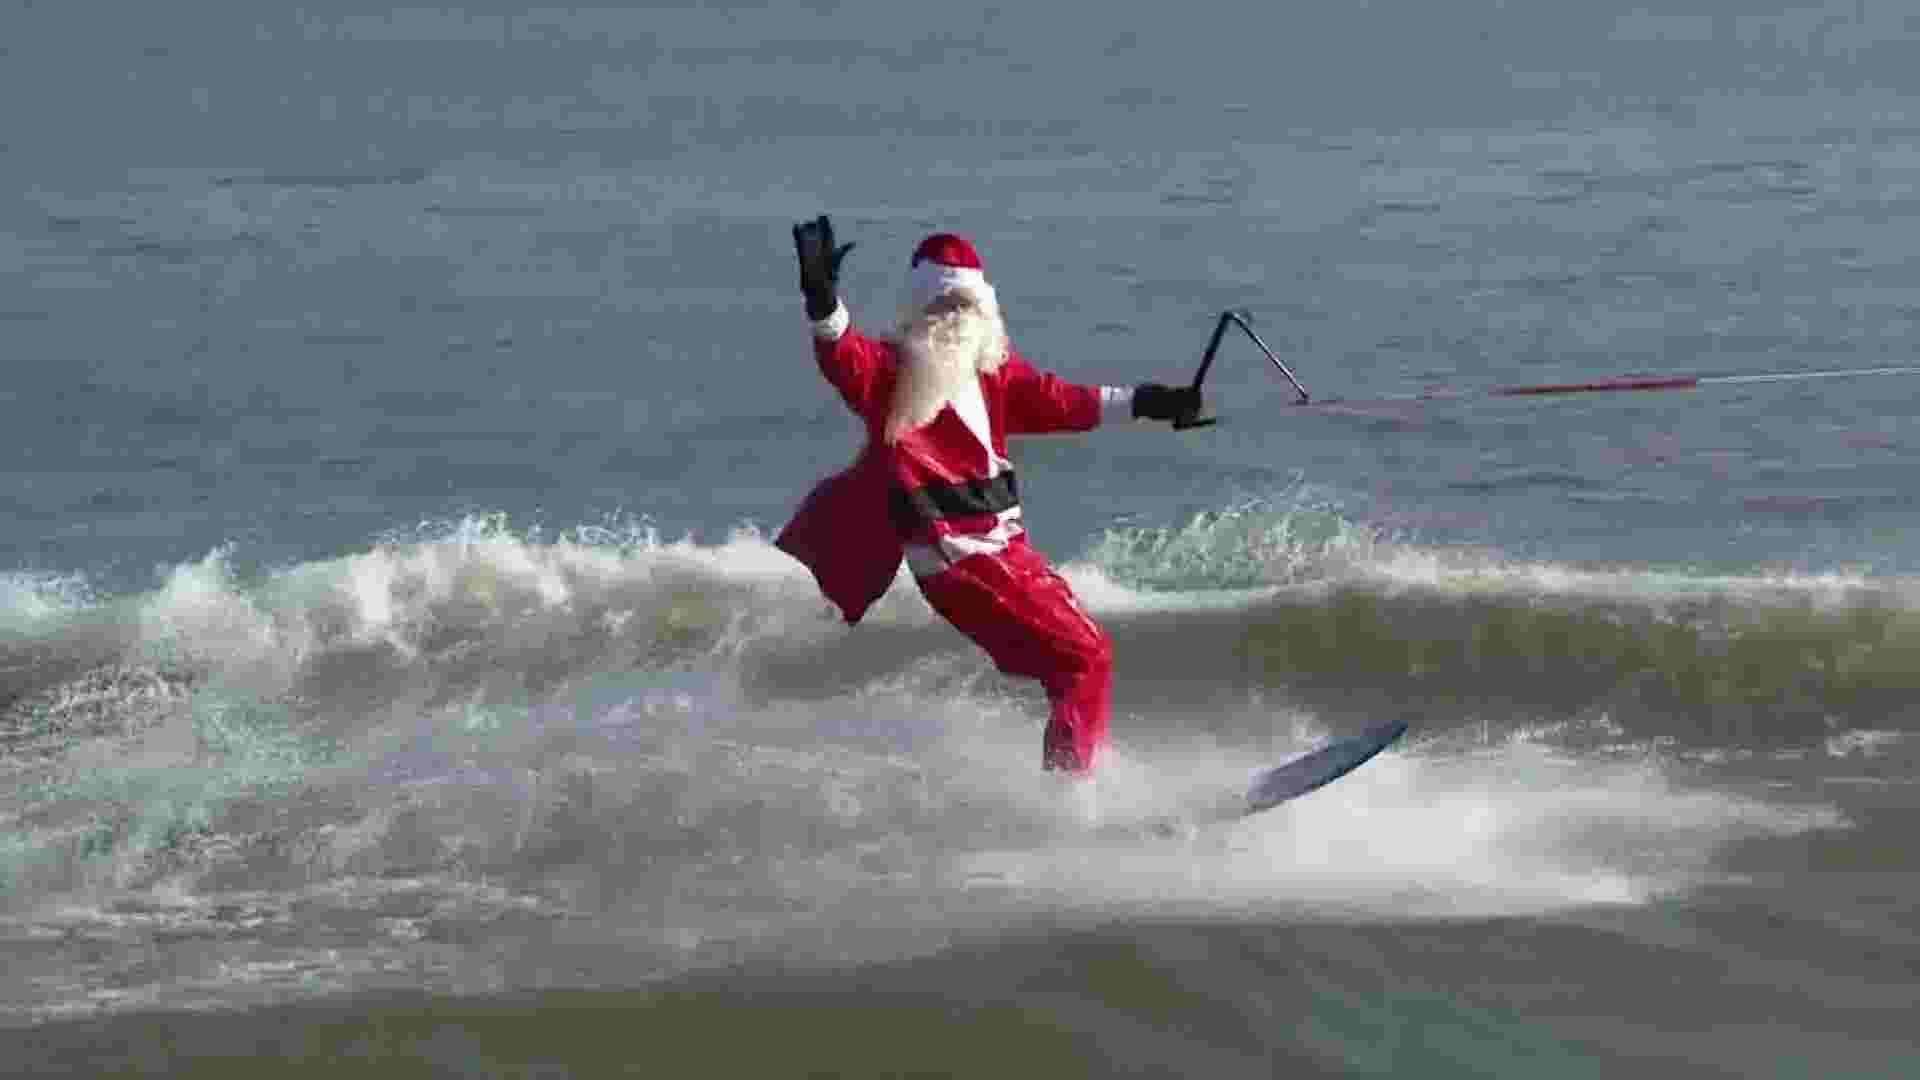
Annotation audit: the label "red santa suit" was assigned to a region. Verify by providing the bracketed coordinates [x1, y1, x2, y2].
[776, 234, 1137, 773]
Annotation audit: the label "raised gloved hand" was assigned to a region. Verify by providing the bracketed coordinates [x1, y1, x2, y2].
[1131, 383, 1203, 425]
[792, 214, 855, 321]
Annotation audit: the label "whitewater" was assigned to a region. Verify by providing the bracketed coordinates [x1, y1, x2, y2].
[0, 516, 1878, 1022]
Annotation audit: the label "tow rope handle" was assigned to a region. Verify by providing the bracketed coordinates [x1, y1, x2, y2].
[1172, 310, 1311, 430]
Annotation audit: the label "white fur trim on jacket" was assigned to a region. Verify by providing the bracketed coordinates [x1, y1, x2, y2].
[1100, 385, 1138, 425]
[811, 301, 850, 341]
[903, 507, 1026, 577]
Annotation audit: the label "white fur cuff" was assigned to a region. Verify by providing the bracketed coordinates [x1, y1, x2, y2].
[811, 301, 850, 341]
[1100, 385, 1137, 425]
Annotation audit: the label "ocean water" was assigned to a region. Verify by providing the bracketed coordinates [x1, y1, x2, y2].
[5, 1, 1920, 1075]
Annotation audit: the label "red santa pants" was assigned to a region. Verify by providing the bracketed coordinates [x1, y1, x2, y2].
[915, 538, 1113, 773]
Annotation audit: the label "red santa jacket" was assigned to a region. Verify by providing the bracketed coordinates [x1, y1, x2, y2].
[776, 304, 1131, 624]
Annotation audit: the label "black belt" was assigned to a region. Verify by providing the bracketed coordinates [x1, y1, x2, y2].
[890, 471, 1019, 534]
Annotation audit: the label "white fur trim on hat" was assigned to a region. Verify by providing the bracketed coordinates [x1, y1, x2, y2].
[909, 261, 990, 309]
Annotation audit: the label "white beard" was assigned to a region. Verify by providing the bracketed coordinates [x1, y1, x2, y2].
[884, 289, 1010, 444]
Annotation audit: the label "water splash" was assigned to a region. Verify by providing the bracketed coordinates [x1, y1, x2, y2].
[1084, 493, 1388, 590]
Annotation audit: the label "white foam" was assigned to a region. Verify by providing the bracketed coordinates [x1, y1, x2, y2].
[1824, 728, 1912, 759]
[1355, 544, 1883, 606]
[0, 571, 94, 628]
[1077, 491, 1901, 608]
[945, 736, 1841, 921]
[1059, 562, 1280, 616]
[9, 519, 1865, 939]
[1081, 491, 1386, 591]
[137, 549, 278, 675]
[64, 509, 1920, 705]
[116, 519, 835, 691]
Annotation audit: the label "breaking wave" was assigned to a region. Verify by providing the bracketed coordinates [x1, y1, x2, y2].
[0, 509, 1868, 1021]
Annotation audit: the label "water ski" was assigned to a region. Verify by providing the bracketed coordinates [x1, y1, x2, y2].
[1240, 718, 1409, 818]
[953, 720, 1413, 883]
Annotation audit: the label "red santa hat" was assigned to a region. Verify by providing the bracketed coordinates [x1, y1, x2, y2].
[908, 232, 993, 310]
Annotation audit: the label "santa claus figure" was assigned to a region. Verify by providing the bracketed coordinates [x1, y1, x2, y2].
[777, 215, 1202, 776]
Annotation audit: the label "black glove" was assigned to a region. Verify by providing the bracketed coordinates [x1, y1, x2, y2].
[1132, 383, 1203, 424]
[792, 214, 855, 321]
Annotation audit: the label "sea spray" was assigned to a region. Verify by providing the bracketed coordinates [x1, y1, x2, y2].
[0, 511, 1881, 1022]
[1084, 493, 1389, 591]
